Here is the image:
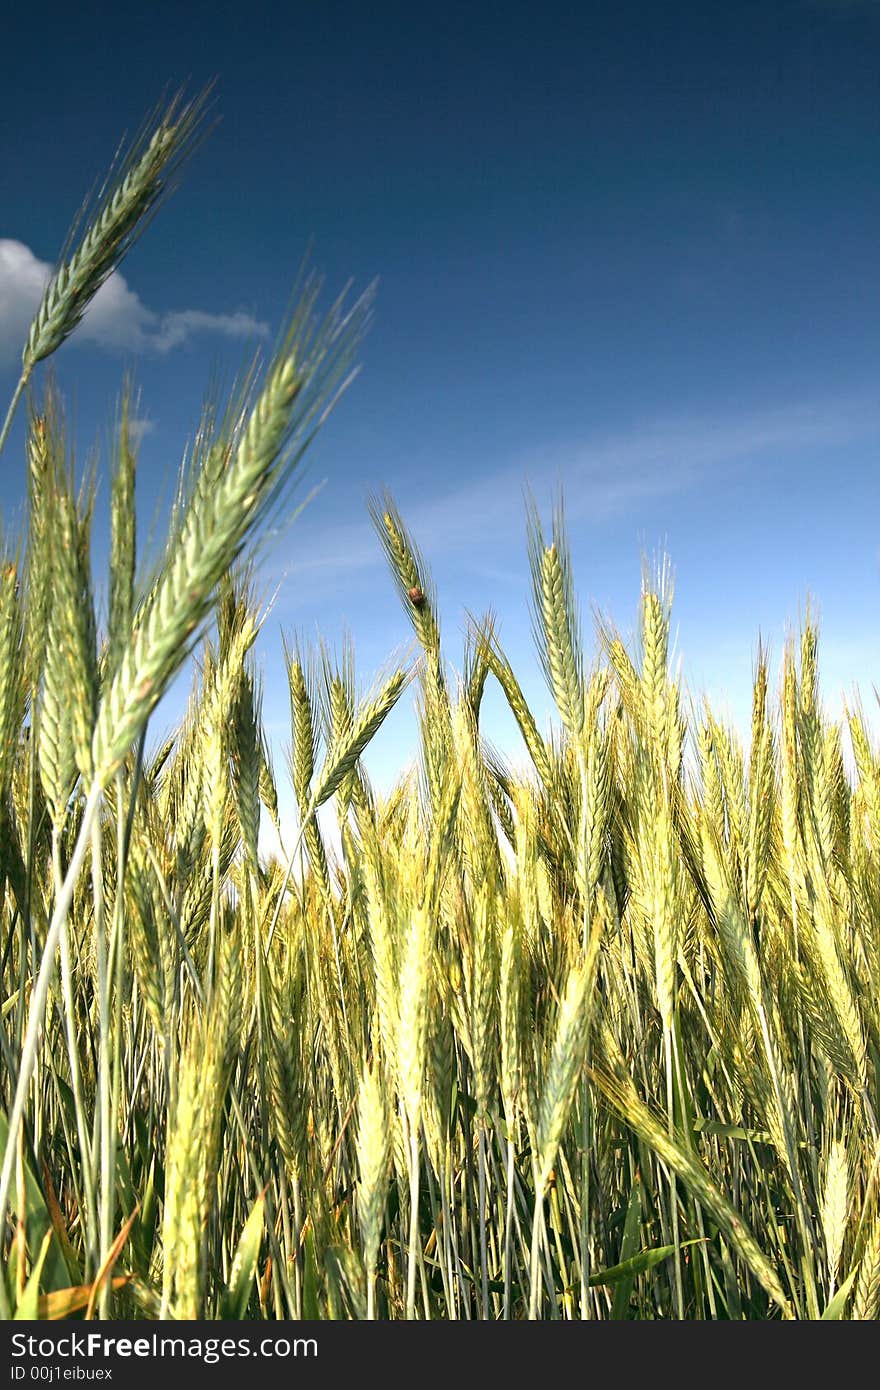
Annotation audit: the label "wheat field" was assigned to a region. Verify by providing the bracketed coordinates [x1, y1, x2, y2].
[1, 94, 878, 1323]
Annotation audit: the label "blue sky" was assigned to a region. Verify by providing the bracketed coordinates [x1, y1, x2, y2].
[1, 0, 878, 817]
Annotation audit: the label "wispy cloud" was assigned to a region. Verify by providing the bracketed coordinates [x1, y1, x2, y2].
[127, 415, 155, 446]
[272, 391, 880, 592]
[0, 239, 269, 368]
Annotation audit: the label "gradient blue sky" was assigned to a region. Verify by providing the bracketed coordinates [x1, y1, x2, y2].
[1, 0, 878, 813]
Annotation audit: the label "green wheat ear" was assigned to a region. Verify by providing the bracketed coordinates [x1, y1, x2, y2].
[0, 91, 212, 458]
[356, 1061, 391, 1292]
[92, 283, 371, 786]
[527, 495, 584, 742]
[24, 90, 210, 377]
[0, 547, 25, 804]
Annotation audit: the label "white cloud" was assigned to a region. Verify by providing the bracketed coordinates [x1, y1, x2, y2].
[0, 240, 50, 367]
[77, 268, 154, 351]
[0, 238, 269, 367]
